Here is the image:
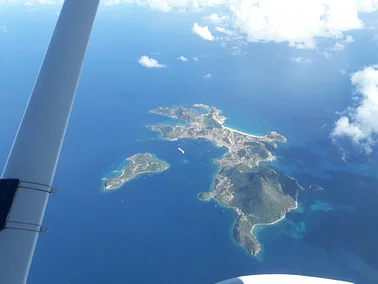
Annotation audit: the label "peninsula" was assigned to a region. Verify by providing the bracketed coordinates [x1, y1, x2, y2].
[148, 104, 303, 255]
[103, 153, 169, 191]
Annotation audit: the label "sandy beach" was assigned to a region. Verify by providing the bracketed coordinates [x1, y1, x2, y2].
[251, 200, 299, 233]
[223, 126, 262, 139]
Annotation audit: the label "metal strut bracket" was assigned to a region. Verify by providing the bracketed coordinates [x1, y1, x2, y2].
[0, 179, 56, 232]
[0, 179, 19, 231]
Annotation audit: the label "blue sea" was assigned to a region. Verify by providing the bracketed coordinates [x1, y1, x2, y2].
[1, 4, 378, 284]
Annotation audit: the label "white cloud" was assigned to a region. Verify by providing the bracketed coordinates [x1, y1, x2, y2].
[345, 35, 355, 43]
[322, 51, 332, 59]
[138, 55, 166, 68]
[192, 23, 214, 41]
[331, 65, 378, 154]
[1, 25, 8, 33]
[105, 0, 227, 11]
[177, 55, 189, 62]
[215, 26, 233, 36]
[13, 0, 378, 14]
[143, 0, 171, 11]
[354, 0, 378, 12]
[0, 0, 225, 8]
[204, 73, 212, 79]
[103, 0, 134, 5]
[291, 57, 312, 64]
[4, 0, 378, 51]
[230, 0, 364, 49]
[340, 69, 347, 75]
[192, 56, 199, 61]
[330, 42, 347, 51]
[328, 35, 355, 51]
[231, 46, 242, 55]
[203, 13, 229, 24]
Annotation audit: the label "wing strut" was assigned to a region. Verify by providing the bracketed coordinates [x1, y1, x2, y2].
[0, 1, 100, 283]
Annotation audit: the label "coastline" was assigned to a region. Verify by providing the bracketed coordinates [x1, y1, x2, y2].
[223, 126, 262, 139]
[149, 105, 300, 257]
[251, 200, 299, 235]
[198, 123, 298, 255]
[198, 193, 300, 256]
[103, 168, 167, 192]
[223, 123, 298, 238]
[102, 153, 170, 192]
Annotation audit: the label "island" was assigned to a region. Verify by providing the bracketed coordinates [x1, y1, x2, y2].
[309, 184, 324, 191]
[103, 153, 169, 191]
[148, 104, 303, 255]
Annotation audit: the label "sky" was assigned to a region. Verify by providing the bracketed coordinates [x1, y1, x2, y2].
[1, 0, 378, 156]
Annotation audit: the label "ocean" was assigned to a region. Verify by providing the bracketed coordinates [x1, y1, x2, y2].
[1, 4, 378, 284]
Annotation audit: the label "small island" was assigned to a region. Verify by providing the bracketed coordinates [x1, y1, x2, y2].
[309, 184, 324, 191]
[148, 104, 303, 255]
[103, 153, 169, 191]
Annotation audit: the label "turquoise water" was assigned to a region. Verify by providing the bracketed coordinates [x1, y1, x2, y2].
[1, 5, 378, 284]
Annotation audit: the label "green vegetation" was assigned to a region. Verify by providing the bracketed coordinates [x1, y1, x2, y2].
[149, 104, 302, 255]
[103, 153, 169, 191]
